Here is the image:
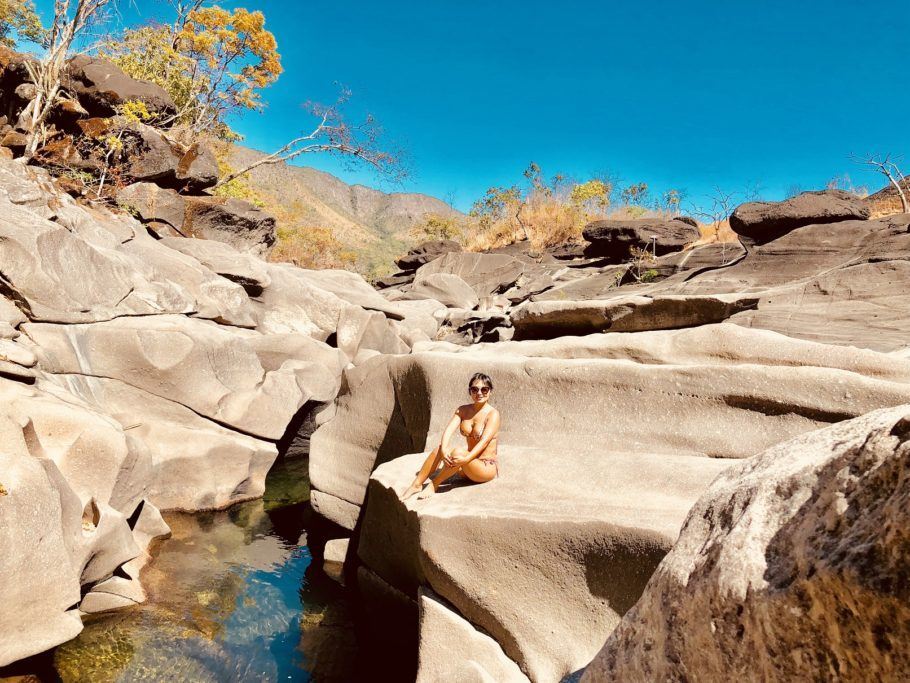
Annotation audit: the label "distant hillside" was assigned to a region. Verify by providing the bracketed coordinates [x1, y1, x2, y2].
[227, 146, 462, 274]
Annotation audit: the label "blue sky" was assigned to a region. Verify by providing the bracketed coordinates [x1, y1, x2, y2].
[35, 0, 910, 211]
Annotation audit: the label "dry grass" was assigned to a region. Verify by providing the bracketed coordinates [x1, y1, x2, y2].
[693, 218, 738, 246]
[461, 199, 693, 253]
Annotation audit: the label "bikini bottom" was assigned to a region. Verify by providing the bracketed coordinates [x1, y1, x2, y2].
[478, 457, 499, 478]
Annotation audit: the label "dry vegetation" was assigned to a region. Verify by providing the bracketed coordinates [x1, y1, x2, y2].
[410, 163, 719, 255]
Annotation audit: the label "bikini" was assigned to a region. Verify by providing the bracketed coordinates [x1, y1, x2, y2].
[460, 419, 499, 477]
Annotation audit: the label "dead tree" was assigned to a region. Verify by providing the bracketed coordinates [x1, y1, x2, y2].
[854, 153, 909, 213]
[214, 90, 400, 188]
[22, 0, 113, 157]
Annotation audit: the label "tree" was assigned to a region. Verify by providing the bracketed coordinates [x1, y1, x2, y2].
[853, 153, 909, 213]
[101, 4, 281, 139]
[620, 182, 649, 206]
[21, 0, 113, 157]
[99, 25, 199, 128]
[214, 88, 400, 188]
[410, 213, 463, 243]
[570, 179, 611, 213]
[659, 188, 685, 215]
[174, 5, 281, 135]
[0, 0, 44, 47]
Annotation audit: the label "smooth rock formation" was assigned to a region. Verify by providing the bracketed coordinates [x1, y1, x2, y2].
[668, 213, 910, 351]
[405, 273, 480, 310]
[415, 252, 528, 297]
[41, 374, 278, 511]
[311, 324, 910, 680]
[510, 293, 758, 339]
[418, 589, 530, 683]
[586, 405, 910, 681]
[159, 237, 272, 293]
[582, 217, 700, 260]
[23, 315, 342, 440]
[0, 377, 170, 666]
[729, 189, 870, 245]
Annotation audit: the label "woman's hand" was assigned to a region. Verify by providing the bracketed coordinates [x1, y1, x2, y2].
[450, 452, 470, 466]
[442, 449, 455, 467]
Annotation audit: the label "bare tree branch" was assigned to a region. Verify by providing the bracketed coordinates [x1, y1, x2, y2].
[23, 0, 114, 157]
[852, 152, 910, 213]
[214, 91, 401, 188]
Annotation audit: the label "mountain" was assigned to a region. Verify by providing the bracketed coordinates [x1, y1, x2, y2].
[227, 145, 463, 274]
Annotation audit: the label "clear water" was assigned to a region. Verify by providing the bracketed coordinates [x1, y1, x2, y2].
[1, 457, 357, 682]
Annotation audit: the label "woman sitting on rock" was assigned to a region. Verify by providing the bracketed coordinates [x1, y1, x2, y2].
[401, 373, 501, 500]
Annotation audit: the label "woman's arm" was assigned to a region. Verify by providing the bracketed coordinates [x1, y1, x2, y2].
[439, 411, 461, 463]
[457, 409, 501, 465]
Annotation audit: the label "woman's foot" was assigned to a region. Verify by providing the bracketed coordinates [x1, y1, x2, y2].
[400, 481, 424, 501]
[416, 480, 437, 500]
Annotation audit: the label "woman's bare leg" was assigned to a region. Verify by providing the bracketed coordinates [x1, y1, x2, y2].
[418, 455, 497, 499]
[401, 446, 443, 500]
[416, 463, 461, 499]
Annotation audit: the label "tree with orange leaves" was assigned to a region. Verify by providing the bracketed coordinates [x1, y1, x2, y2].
[175, 5, 281, 136]
[103, 3, 281, 139]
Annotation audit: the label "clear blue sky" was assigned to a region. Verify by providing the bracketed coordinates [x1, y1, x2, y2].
[36, 0, 910, 211]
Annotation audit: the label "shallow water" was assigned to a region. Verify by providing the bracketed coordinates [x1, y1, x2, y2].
[1, 457, 358, 682]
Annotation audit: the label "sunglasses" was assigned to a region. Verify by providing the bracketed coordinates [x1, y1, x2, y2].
[469, 386, 491, 395]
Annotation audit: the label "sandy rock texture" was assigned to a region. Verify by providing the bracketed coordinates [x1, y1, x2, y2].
[585, 405, 910, 681]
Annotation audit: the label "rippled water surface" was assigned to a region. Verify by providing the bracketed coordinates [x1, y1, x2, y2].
[2, 457, 357, 682]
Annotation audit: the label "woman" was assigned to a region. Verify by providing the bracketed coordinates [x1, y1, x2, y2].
[401, 373, 501, 500]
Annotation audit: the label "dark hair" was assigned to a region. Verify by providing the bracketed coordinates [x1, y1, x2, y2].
[468, 372, 493, 391]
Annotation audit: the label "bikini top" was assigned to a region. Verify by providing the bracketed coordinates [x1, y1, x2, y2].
[460, 418, 485, 439]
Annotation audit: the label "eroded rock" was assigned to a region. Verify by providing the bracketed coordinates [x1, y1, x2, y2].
[585, 405, 910, 681]
[730, 189, 870, 246]
[510, 293, 757, 339]
[582, 218, 700, 261]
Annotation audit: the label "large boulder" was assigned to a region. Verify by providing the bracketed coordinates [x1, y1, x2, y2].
[582, 218, 700, 261]
[181, 195, 277, 257]
[509, 293, 758, 339]
[365, 445, 730, 682]
[415, 252, 529, 298]
[667, 213, 910, 351]
[123, 123, 218, 192]
[586, 405, 910, 681]
[729, 189, 870, 246]
[117, 182, 186, 233]
[396, 239, 463, 271]
[404, 273, 479, 310]
[64, 55, 176, 120]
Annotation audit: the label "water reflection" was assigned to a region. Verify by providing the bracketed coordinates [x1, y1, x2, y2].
[1, 457, 357, 682]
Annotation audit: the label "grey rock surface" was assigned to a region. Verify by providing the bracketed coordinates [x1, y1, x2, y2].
[730, 189, 870, 245]
[585, 405, 910, 681]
